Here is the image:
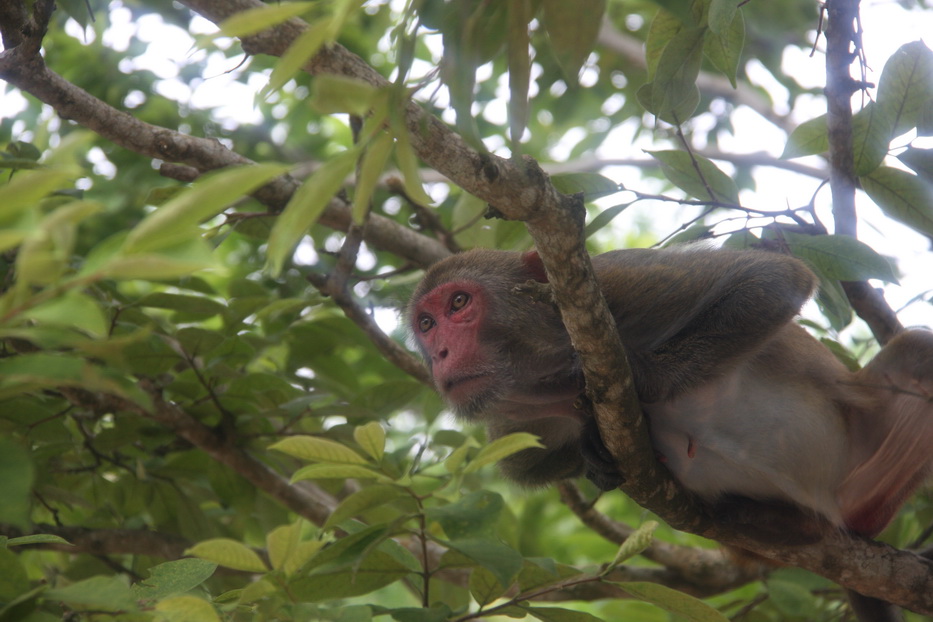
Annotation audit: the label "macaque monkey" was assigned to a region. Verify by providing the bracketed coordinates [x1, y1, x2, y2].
[408, 246, 933, 553]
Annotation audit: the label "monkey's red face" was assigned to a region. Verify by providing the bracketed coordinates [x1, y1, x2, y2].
[411, 275, 582, 423]
[412, 280, 498, 412]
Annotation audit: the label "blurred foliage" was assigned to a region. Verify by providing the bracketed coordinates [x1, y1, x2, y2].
[1, 0, 932, 620]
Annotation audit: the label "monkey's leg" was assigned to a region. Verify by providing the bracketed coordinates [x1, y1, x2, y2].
[838, 330, 933, 536]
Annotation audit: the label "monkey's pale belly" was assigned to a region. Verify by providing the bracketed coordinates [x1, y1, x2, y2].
[643, 372, 850, 526]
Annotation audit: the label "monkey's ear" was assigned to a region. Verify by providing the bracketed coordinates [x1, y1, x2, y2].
[521, 250, 549, 283]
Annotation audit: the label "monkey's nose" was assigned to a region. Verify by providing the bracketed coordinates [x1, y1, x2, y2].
[435, 347, 449, 361]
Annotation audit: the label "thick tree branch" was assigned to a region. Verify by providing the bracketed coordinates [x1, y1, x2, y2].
[822, 0, 905, 343]
[825, 0, 860, 239]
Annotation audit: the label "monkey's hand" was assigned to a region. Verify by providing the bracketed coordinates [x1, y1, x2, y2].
[581, 417, 626, 491]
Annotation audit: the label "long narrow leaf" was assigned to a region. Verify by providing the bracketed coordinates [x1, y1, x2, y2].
[125, 163, 289, 253]
[266, 148, 359, 276]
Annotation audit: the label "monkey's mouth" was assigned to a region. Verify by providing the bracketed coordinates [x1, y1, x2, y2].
[442, 373, 495, 404]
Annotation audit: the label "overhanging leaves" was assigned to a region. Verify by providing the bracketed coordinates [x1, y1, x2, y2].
[646, 150, 740, 204]
[861, 166, 933, 236]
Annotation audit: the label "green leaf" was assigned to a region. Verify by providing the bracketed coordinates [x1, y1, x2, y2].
[0, 211, 35, 253]
[15, 292, 108, 338]
[0, 548, 29, 602]
[444, 537, 523, 588]
[0, 441, 34, 528]
[426, 491, 505, 538]
[613, 581, 730, 621]
[637, 80, 699, 126]
[354, 380, 424, 417]
[550, 172, 621, 199]
[16, 200, 103, 285]
[644, 27, 706, 123]
[125, 163, 289, 254]
[607, 521, 657, 570]
[354, 131, 394, 223]
[703, 8, 744, 88]
[523, 606, 604, 622]
[470, 566, 507, 607]
[851, 102, 895, 175]
[585, 202, 633, 238]
[0, 157, 42, 171]
[767, 579, 819, 619]
[5, 140, 42, 161]
[0, 169, 75, 219]
[897, 146, 933, 183]
[186, 539, 268, 573]
[0, 353, 151, 408]
[443, 436, 480, 473]
[707, 0, 736, 35]
[819, 337, 861, 371]
[304, 523, 393, 574]
[860, 166, 933, 237]
[45, 576, 138, 611]
[271, 435, 368, 464]
[7, 534, 71, 547]
[132, 559, 218, 602]
[218, 2, 315, 37]
[662, 223, 714, 246]
[876, 40, 933, 136]
[266, 523, 300, 571]
[390, 604, 453, 622]
[653, 0, 695, 25]
[285, 541, 326, 577]
[644, 9, 682, 81]
[101, 237, 221, 280]
[463, 432, 543, 473]
[814, 276, 853, 331]
[311, 75, 380, 117]
[516, 559, 581, 592]
[783, 233, 898, 283]
[291, 464, 391, 483]
[324, 485, 405, 531]
[137, 292, 226, 317]
[264, 20, 332, 97]
[507, 0, 531, 153]
[154, 595, 221, 622]
[289, 550, 410, 602]
[540, 0, 605, 81]
[646, 150, 740, 204]
[266, 147, 359, 276]
[266, 523, 324, 575]
[782, 115, 827, 159]
[354, 421, 386, 461]
[391, 112, 433, 206]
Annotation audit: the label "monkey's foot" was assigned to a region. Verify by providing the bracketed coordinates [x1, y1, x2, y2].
[581, 416, 626, 490]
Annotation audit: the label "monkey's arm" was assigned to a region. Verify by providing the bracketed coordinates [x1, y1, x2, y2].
[593, 248, 818, 401]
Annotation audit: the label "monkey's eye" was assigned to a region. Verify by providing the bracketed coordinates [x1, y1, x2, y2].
[418, 315, 435, 333]
[450, 292, 470, 312]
